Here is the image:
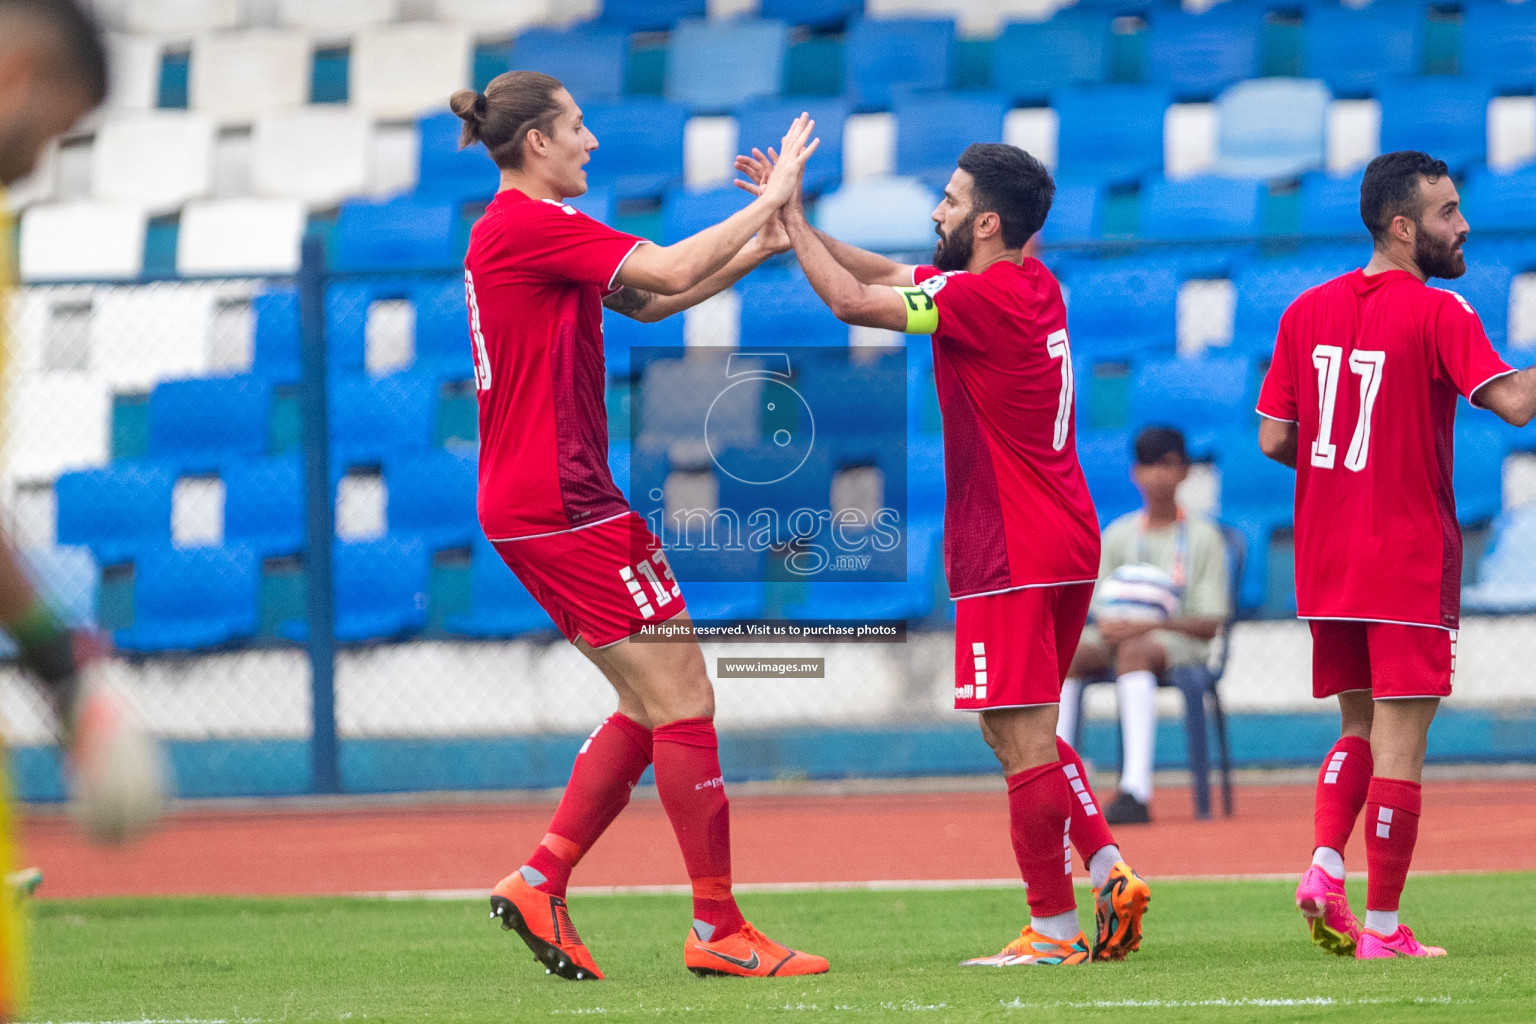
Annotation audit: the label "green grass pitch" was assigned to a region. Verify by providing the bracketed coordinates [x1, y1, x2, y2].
[25, 873, 1534, 1023]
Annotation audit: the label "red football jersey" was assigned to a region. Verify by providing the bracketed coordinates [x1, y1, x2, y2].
[914, 261, 1100, 597]
[1257, 268, 1514, 629]
[464, 188, 645, 540]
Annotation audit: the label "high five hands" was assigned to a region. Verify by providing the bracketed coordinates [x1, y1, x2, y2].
[735, 114, 817, 254]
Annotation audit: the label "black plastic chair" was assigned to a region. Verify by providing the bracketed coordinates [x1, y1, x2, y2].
[1066, 522, 1245, 819]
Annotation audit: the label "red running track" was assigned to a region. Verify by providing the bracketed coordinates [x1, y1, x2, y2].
[20, 781, 1536, 899]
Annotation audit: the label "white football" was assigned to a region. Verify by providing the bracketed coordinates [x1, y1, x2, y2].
[1096, 563, 1183, 623]
[65, 668, 167, 845]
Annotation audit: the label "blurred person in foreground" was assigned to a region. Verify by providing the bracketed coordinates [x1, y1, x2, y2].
[738, 141, 1150, 966]
[1056, 426, 1230, 825]
[0, 0, 110, 1017]
[453, 71, 829, 981]
[1259, 150, 1536, 960]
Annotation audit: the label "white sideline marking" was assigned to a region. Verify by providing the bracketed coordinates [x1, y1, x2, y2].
[1001, 996, 1460, 1010]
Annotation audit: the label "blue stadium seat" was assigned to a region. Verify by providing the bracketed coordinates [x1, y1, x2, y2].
[666, 18, 789, 112]
[715, 445, 834, 526]
[411, 276, 471, 381]
[316, 537, 432, 642]
[148, 375, 270, 471]
[907, 435, 944, 517]
[813, 177, 941, 251]
[329, 373, 438, 466]
[223, 455, 304, 558]
[1061, 261, 1178, 359]
[443, 534, 558, 638]
[602, 307, 683, 379]
[1302, 0, 1422, 97]
[1213, 78, 1330, 180]
[1378, 77, 1492, 173]
[324, 279, 395, 375]
[761, 0, 861, 30]
[738, 97, 852, 195]
[567, 187, 613, 224]
[1054, 84, 1169, 184]
[738, 270, 849, 349]
[1232, 252, 1356, 354]
[1145, 5, 1263, 100]
[628, 443, 669, 524]
[1454, 414, 1509, 526]
[600, 0, 705, 31]
[252, 287, 300, 385]
[513, 26, 628, 103]
[115, 544, 260, 653]
[662, 183, 753, 244]
[1128, 356, 1249, 458]
[1462, 0, 1536, 92]
[666, 542, 768, 621]
[1218, 437, 1294, 610]
[333, 197, 460, 273]
[56, 462, 175, 566]
[384, 447, 478, 551]
[893, 91, 1008, 187]
[638, 357, 757, 448]
[582, 101, 689, 201]
[800, 362, 907, 436]
[1298, 171, 1369, 238]
[609, 438, 631, 499]
[844, 17, 954, 110]
[992, 11, 1111, 105]
[1077, 428, 1140, 526]
[414, 111, 498, 203]
[780, 518, 939, 620]
[1138, 177, 1264, 241]
[1461, 166, 1536, 233]
[1040, 180, 1099, 243]
[1463, 503, 1536, 613]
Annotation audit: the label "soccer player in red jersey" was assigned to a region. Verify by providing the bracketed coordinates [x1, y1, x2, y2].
[739, 141, 1150, 965]
[1258, 151, 1536, 960]
[453, 72, 828, 980]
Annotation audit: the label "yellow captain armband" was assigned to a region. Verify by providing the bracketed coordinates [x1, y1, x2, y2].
[893, 285, 939, 335]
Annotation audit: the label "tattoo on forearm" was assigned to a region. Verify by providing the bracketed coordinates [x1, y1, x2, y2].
[603, 286, 654, 319]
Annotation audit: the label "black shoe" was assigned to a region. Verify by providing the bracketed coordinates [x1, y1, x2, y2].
[1104, 791, 1151, 825]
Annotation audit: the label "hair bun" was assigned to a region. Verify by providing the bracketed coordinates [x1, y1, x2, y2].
[449, 88, 484, 125]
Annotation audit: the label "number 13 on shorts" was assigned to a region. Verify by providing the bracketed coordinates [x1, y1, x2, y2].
[619, 551, 680, 619]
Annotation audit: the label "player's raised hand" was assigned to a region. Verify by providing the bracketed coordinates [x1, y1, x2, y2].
[760, 113, 818, 209]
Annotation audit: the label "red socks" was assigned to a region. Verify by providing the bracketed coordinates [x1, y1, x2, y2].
[1365, 777, 1422, 912]
[1006, 762, 1077, 919]
[523, 713, 653, 897]
[1055, 737, 1117, 864]
[1313, 735, 1373, 855]
[652, 716, 746, 940]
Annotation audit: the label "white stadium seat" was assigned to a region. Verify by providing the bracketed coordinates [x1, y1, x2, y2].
[350, 23, 472, 119]
[278, 0, 399, 32]
[103, 34, 162, 112]
[19, 203, 147, 282]
[815, 177, 940, 251]
[433, 0, 595, 34]
[125, 0, 239, 35]
[190, 31, 310, 123]
[177, 199, 307, 276]
[90, 111, 216, 213]
[6, 374, 111, 486]
[91, 285, 216, 392]
[251, 108, 371, 207]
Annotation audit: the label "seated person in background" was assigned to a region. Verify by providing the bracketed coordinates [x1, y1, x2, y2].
[1056, 426, 1230, 824]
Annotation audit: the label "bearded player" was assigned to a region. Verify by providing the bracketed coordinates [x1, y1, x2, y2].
[452, 71, 828, 980]
[1259, 150, 1536, 959]
[0, 0, 112, 1018]
[740, 141, 1150, 965]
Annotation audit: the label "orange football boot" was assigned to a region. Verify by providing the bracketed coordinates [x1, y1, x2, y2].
[1092, 861, 1151, 961]
[684, 922, 829, 977]
[489, 872, 603, 981]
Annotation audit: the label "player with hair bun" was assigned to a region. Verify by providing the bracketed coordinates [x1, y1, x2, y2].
[455, 71, 828, 981]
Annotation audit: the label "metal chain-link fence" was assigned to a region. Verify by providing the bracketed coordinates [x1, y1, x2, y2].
[2, 233, 1534, 800]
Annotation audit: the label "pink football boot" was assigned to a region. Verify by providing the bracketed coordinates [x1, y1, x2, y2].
[1295, 866, 1362, 956]
[1355, 925, 1446, 959]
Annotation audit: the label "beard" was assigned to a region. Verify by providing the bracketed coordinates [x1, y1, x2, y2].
[1415, 224, 1467, 280]
[932, 212, 977, 272]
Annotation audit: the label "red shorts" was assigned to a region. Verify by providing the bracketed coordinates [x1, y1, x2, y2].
[953, 583, 1093, 711]
[493, 511, 687, 648]
[1309, 620, 1456, 700]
